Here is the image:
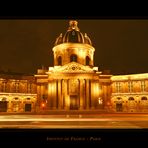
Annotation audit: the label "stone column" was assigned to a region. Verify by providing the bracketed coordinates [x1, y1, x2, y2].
[62, 79, 66, 109]
[47, 81, 52, 109]
[90, 80, 94, 109]
[36, 84, 41, 112]
[83, 79, 86, 109]
[20, 99, 24, 112]
[52, 80, 57, 109]
[86, 79, 90, 109]
[79, 79, 84, 110]
[61, 79, 64, 109]
[7, 100, 12, 112]
[58, 79, 62, 109]
[63, 79, 69, 110]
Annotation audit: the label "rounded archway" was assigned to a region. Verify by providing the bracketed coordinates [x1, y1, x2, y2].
[86, 56, 90, 66]
[0, 97, 8, 112]
[12, 97, 21, 112]
[128, 97, 136, 112]
[57, 56, 62, 65]
[140, 97, 148, 110]
[128, 97, 134, 101]
[70, 54, 77, 62]
[141, 97, 147, 100]
[116, 97, 123, 112]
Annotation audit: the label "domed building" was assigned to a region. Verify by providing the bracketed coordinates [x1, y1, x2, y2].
[1, 20, 148, 113]
[35, 20, 112, 112]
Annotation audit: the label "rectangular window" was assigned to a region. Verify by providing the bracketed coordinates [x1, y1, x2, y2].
[118, 82, 121, 92]
[15, 83, 19, 93]
[29, 83, 32, 93]
[128, 81, 133, 92]
[2, 82, 6, 92]
[115, 82, 118, 93]
[115, 82, 121, 93]
[141, 81, 145, 92]
[27, 83, 32, 93]
[128, 82, 130, 92]
[131, 81, 133, 92]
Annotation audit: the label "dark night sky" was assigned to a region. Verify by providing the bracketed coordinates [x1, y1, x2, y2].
[0, 19, 148, 75]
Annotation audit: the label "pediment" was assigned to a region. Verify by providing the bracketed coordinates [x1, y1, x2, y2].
[52, 62, 94, 73]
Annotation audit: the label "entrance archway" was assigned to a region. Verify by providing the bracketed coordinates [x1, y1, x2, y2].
[70, 95, 79, 110]
[116, 97, 123, 112]
[0, 100, 8, 112]
[116, 103, 123, 112]
[25, 104, 32, 112]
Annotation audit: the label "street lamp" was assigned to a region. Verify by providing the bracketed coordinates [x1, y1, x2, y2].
[41, 102, 46, 110]
[98, 97, 103, 105]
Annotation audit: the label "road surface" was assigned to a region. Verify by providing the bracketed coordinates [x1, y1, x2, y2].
[0, 113, 148, 128]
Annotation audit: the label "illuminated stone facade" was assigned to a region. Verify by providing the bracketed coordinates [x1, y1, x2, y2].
[111, 74, 148, 112]
[1, 20, 148, 113]
[35, 20, 112, 112]
[0, 73, 37, 112]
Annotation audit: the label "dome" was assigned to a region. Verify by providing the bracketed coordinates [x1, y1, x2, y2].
[55, 33, 63, 45]
[84, 33, 92, 45]
[54, 20, 92, 46]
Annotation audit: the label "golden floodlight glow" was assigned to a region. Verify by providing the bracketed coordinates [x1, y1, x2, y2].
[112, 73, 148, 81]
[41, 103, 45, 108]
[49, 67, 54, 71]
[2, 20, 148, 114]
[79, 49, 86, 59]
[93, 67, 98, 71]
[65, 95, 70, 109]
[20, 20, 148, 114]
[53, 43, 95, 52]
[98, 98, 103, 104]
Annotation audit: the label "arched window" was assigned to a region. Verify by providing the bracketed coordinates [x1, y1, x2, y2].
[70, 54, 77, 62]
[57, 56, 62, 65]
[116, 97, 122, 104]
[117, 97, 122, 100]
[86, 56, 90, 65]
[141, 97, 147, 100]
[128, 97, 134, 101]
[14, 97, 18, 100]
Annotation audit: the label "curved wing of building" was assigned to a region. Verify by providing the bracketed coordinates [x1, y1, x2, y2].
[1, 20, 148, 113]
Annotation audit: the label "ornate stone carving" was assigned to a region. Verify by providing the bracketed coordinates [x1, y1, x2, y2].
[52, 62, 94, 73]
